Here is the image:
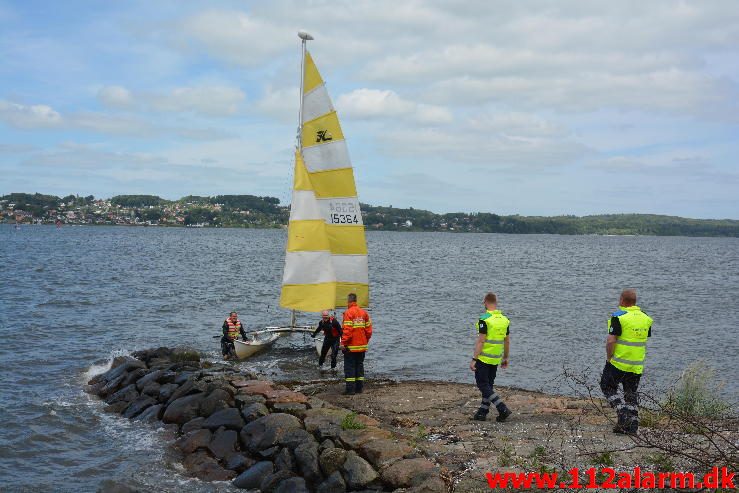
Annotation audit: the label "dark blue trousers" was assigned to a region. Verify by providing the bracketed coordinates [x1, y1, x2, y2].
[474, 360, 507, 415]
[344, 351, 365, 392]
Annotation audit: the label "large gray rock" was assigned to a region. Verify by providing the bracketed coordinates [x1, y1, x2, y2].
[162, 393, 206, 424]
[181, 417, 205, 434]
[235, 393, 266, 408]
[317, 471, 347, 493]
[157, 383, 179, 403]
[304, 408, 350, 441]
[232, 461, 274, 489]
[274, 447, 295, 472]
[141, 381, 161, 398]
[224, 452, 255, 473]
[104, 401, 129, 414]
[105, 384, 139, 406]
[121, 368, 147, 387]
[274, 477, 309, 493]
[175, 429, 212, 454]
[98, 374, 126, 398]
[241, 402, 269, 423]
[359, 438, 413, 467]
[295, 441, 322, 486]
[122, 395, 156, 419]
[199, 388, 232, 418]
[380, 458, 438, 489]
[91, 358, 146, 386]
[408, 476, 447, 493]
[279, 429, 315, 449]
[260, 470, 295, 493]
[134, 404, 163, 422]
[208, 427, 238, 460]
[340, 451, 378, 490]
[183, 450, 235, 481]
[202, 407, 244, 430]
[271, 402, 308, 417]
[136, 370, 163, 390]
[319, 447, 347, 477]
[239, 413, 303, 453]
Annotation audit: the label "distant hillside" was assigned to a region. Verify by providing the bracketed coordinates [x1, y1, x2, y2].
[2, 192, 738, 237]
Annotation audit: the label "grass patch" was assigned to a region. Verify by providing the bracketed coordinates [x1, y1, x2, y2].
[498, 444, 515, 467]
[592, 451, 614, 466]
[645, 452, 675, 472]
[341, 412, 366, 430]
[664, 361, 732, 419]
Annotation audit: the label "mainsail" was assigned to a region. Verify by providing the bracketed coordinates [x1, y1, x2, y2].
[279, 47, 369, 313]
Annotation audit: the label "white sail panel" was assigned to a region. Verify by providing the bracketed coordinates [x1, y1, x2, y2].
[283, 251, 367, 285]
[302, 141, 352, 172]
[289, 190, 322, 221]
[303, 84, 333, 123]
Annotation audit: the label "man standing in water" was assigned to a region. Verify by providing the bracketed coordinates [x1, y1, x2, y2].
[221, 311, 247, 360]
[340, 293, 372, 395]
[312, 310, 343, 370]
[600, 289, 653, 435]
[470, 292, 512, 422]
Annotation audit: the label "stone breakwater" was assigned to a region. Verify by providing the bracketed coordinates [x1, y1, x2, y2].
[86, 347, 447, 493]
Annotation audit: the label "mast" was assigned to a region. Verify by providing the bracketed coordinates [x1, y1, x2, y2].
[292, 30, 313, 327]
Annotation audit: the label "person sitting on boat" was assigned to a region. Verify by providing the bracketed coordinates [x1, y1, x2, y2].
[221, 311, 247, 360]
[340, 293, 372, 395]
[311, 310, 342, 369]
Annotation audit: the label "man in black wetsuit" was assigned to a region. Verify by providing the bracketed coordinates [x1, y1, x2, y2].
[312, 310, 343, 369]
[221, 311, 247, 360]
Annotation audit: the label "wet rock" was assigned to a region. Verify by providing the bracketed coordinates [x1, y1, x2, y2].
[121, 368, 147, 387]
[319, 447, 347, 476]
[158, 370, 176, 384]
[162, 392, 206, 424]
[320, 439, 335, 452]
[181, 417, 205, 434]
[380, 458, 438, 488]
[171, 347, 201, 362]
[274, 447, 296, 472]
[304, 408, 350, 440]
[174, 371, 195, 386]
[317, 471, 347, 493]
[98, 374, 126, 398]
[271, 402, 308, 417]
[131, 347, 171, 365]
[208, 426, 238, 460]
[202, 407, 244, 430]
[241, 402, 269, 423]
[337, 427, 392, 450]
[105, 384, 139, 405]
[239, 413, 303, 453]
[166, 378, 205, 405]
[359, 438, 413, 467]
[141, 381, 161, 398]
[258, 446, 280, 459]
[93, 358, 146, 386]
[134, 404, 163, 422]
[183, 450, 235, 481]
[199, 388, 232, 418]
[135, 370, 163, 390]
[157, 383, 179, 403]
[260, 469, 295, 493]
[235, 393, 266, 409]
[294, 441, 322, 485]
[232, 461, 274, 489]
[224, 452, 255, 473]
[104, 401, 129, 414]
[274, 477, 309, 493]
[340, 451, 378, 489]
[122, 395, 156, 419]
[175, 428, 212, 454]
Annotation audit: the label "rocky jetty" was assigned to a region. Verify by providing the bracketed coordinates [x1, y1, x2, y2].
[87, 347, 446, 492]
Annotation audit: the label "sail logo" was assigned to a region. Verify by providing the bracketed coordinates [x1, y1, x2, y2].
[316, 130, 333, 142]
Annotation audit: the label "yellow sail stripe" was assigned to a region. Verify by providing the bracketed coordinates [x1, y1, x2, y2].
[281, 282, 369, 312]
[302, 112, 344, 149]
[303, 51, 323, 95]
[293, 151, 313, 191]
[325, 225, 367, 254]
[309, 168, 357, 198]
[287, 220, 330, 252]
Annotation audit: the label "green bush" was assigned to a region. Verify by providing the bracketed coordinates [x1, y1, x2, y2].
[664, 361, 732, 419]
[341, 412, 366, 430]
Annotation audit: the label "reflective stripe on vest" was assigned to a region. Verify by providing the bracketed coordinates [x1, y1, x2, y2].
[609, 305, 652, 375]
[225, 319, 242, 340]
[477, 310, 510, 366]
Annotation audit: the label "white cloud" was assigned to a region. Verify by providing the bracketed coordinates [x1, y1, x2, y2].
[0, 100, 62, 128]
[97, 85, 133, 108]
[255, 85, 299, 122]
[97, 84, 246, 116]
[336, 89, 452, 124]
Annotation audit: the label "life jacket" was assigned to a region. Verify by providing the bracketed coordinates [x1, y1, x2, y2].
[477, 310, 510, 365]
[341, 302, 372, 352]
[323, 317, 340, 338]
[609, 306, 652, 374]
[224, 318, 242, 341]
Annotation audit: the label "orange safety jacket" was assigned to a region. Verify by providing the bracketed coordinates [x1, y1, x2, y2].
[341, 302, 372, 352]
[223, 318, 243, 341]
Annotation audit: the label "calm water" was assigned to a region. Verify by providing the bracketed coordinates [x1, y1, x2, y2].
[1, 225, 737, 491]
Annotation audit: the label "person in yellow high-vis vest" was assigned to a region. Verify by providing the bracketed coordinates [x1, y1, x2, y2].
[600, 289, 653, 435]
[470, 292, 512, 422]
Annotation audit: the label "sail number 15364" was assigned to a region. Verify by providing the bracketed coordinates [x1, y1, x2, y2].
[328, 201, 360, 224]
[330, 213, 359, 224]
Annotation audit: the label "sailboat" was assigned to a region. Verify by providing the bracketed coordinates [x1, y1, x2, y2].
[232, 31, 369, 359]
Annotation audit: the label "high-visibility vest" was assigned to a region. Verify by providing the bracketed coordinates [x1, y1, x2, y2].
[477, 310, 510, 365]
[225, 318, 242, 341]
[609, 305, 652, 375]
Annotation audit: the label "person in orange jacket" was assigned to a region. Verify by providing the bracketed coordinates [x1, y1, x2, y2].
[340, 293, 372, 395]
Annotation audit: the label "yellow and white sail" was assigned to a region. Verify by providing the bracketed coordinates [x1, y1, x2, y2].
[279, 50, 369, 312]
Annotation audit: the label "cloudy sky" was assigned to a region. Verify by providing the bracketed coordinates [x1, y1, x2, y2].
[1, 1, 738, 218]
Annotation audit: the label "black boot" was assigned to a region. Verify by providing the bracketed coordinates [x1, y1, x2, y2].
[612, 411, 628, 434]
[473, 409, 487, 421]
[624, 412, 639, 435]
[496, 404, 512, 422]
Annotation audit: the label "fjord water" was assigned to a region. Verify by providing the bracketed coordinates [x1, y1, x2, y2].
[1, 225, 737, 491]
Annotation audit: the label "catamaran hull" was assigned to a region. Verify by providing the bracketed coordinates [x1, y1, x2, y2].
[233, 335, 280, 359]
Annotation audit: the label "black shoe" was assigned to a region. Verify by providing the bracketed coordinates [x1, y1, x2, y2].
[612, 424, 626, 434]
[342, 390, 355, 396]
[473, 411, 487, 421]
[496, 408, 512, 422]
[356, 388, 363, 394]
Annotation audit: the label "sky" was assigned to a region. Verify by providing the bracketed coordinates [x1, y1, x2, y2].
[0, 0, 738, 219]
